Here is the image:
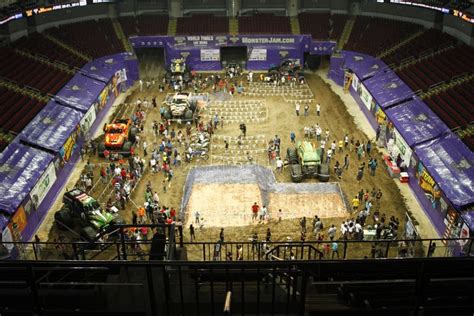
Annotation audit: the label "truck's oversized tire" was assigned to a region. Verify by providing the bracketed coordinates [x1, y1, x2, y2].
[318, 163, 330, 182]
[290, 164, 303, 183]
[54, 208, 73, 230]
[97, 143, 106, 157]
[80, 226, 99, 243]
[128, 127, 137, 142]
[163, 109, 172, 120]
[189, 100, 197, 112]
[122, 141, 132, 157]
[184, 109, 193, 121]
[286, 148, 298, 165]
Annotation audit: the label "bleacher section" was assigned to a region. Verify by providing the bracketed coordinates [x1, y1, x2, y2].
[118, 16, 138, 37]
[344, 16, 422, 56]
[0, 87, 47, 136]
[176, 14, 228, 35]
[0, 48, 73, 95]
[136, 14, 169, 35]
[396, 45, 474, 92]
[330, 14, 350, 41]
[13, 33, 88, 69]
[238, 13, 291, 34]
[47, 19, 125, 59]
[424, 79, 474, 130]
[382, 29, 457, 66]
[298, 12, 331, 40]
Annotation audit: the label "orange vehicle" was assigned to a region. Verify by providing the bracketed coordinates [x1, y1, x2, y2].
[98, 118, 137, 157]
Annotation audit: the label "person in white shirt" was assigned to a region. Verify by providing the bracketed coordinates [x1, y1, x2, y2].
[316, 126, 322, 141]
[295, 103, 300, 116]
[328, 225, 337, 241]
[276, 157, 283, 172]
[316, 103, 321, 116]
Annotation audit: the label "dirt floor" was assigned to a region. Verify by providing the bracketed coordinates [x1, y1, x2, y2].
[37, 66, 417, 257]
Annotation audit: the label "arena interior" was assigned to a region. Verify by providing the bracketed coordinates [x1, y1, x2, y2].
[0, 0, 473, 315]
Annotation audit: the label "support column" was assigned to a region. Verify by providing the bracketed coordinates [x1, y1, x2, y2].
[169, 0, 183, 18]
[227, 0, 241, 17]
[287, 0, 298, 17]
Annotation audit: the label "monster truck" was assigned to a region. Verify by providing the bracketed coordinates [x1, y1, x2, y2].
[165, 58, 192, 84]
[162, 92, 202, 122]
[268, 59, 302, 78]
[98, 118, 137, 157]
[54, 189, 124, 242]
[286, 141, 329, 183]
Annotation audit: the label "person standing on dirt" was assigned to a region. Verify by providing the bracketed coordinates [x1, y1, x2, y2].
[189, 224, 196, 242]
[316, 103, 321, 116]
[251, 202, 259, 222]
[219, 228, 225, 243]
[352, 195, 360, 211]
[266, 228, 272, 242]
[304, 103, 309, 116]
[240, 123, 247, 138]
[194, 210, 200, 224]
[300, 216, 307, 233]
[213, 114, 219, 130]
[295, 102, 300, 116]
[273, 135, 281, 152]
[290, 131, 296, 144]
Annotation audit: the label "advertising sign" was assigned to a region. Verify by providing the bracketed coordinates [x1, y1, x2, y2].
[416, 161, 444, 212]
[394, 129, 412, 166]
[200, 49, 220, 61]
[10, 206, 27, 233]
[60, 126, 80, 163]
[80, 105, 97, 136]
[351, 73, 360, 92]
[29, 163, 57, 209]
[359, 83, 373, 110]
[249, 48, 267, 61]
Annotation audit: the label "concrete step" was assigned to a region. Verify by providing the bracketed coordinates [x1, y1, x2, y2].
[168, 19, 177, 36]
[290, 17, 300, 35]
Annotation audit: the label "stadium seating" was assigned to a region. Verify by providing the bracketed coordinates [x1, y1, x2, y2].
[0, 48, 73, 95]
[238, 13, 291, 34]
[298, 12, 331, 40]
[0, 87, 46, 135]
[382, 29, 457, 66]
[176, 14, 228, 35]
[330, 14, 349, 41]
[47, 19, 125, 58]
[136, 14, 169, 35]
[344, 16, 421, 56]
[396, 45, 474, 92]
[119, 16, 139, 37]
[423, 79, 474, 130]
[14, 33, 88, 69]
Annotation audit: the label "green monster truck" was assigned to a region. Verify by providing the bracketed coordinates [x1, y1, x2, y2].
[54, 189, 124, 242]
[286, 141, 330, 183]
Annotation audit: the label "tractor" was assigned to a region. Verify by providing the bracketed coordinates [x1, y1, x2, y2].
[98, 118, 137, 157]
[286, 141, 329, 183]
[54, 189, 124, 242]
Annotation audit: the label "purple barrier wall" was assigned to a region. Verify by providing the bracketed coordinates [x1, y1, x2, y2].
[130, 35, 333, 71]
[363, 69, 415, 108]
[81, 52, 138, 87]
[340, 51, 388, 80]
[328, 54, 344, 86]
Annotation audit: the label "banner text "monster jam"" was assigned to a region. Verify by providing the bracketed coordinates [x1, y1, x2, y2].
[241, 37, 295, 44]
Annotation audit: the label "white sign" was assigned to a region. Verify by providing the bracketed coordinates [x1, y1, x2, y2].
[394, 129, 412, 167]
[351, 74, 360, 92]
[115, 68, 127, 84]
[30, 162, 57, 208]
[1, 226, 13, 252]
[80, 105, 97, 135]
[200, 49, 220, 61]
[359, 83, 372, 110]
[249, 48, 267, 61]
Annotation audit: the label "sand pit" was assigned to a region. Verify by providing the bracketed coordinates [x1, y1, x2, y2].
[186, 183, 262, 228]
[268, 192, 347, 220]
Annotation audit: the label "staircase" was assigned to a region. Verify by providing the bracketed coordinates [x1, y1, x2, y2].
[0, 78, 49, 103]
[14, 48, 75, 74]
[337, 17, 355, 50]
[377, 29, 425, 59]
[43, 33, 91, 61]
[167, 18, 177, 36]
[229, 17, 238, 35]
[290, 16, 300, 35]
[420, 73, 474, 99]
[112, 18, 133, 52]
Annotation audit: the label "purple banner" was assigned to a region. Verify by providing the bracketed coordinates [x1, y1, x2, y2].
[363, 69, 415, 108]
[0, 142, 54, 215]
[414, 133, 474, 209]
[340, 51, 388, 80]
[385, 98, 450, 147]
[129, 35, 332, 71]
[81, 52, 137, 86]
[54, 73, 106, 113]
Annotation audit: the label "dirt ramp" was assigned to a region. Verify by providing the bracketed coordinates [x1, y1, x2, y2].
[186, 183, 262, 228]
[268, 192, 347, 220]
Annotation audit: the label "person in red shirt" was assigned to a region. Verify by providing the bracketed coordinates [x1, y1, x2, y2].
[120, 168, 127, 179]
[170, 208, 176, 220]
[251, 202, 259, 222]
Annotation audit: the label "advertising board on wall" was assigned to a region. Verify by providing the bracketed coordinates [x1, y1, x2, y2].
[59, 125, 80, 164]
[249, 48, 267, 61]
[358, 83, 373, 110]
[393, 129, 412, 167]
[351, 73, 360, 92]
[200, 49, 220, 61]
[29, 162, 57, 209]
[80, 105, 97, 137]
[415, 161, 446, 216]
